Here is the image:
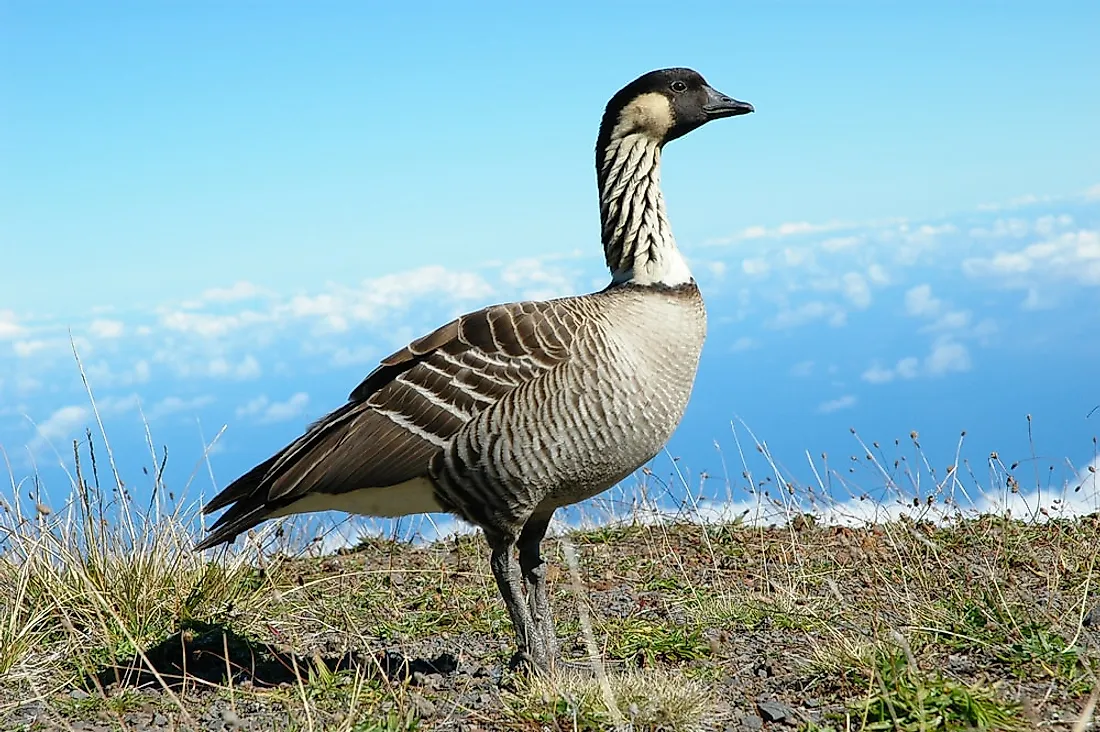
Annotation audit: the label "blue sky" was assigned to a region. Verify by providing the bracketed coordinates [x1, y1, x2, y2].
[2, 3, 1099, 540]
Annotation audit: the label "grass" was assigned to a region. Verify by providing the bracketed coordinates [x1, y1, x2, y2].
[852, 650, 1025, 731]
[2, 379, 1100, 729]
[507, 666, 715, 730]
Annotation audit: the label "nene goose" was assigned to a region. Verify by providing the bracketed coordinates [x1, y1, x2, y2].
[196, 67, 753, 671]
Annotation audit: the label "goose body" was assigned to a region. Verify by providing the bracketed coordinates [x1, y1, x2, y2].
[196, 68, 753, 670]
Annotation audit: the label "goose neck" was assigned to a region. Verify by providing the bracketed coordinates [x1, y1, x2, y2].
[596, 134, 691, 287]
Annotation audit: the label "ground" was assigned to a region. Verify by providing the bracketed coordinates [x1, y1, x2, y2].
[3, 505, 1099, 731]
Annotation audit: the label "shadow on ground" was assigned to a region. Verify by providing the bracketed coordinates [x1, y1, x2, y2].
[91, 621, 459, 690]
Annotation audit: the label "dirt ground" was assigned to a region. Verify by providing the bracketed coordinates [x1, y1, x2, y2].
[4, 514, 1099, 731]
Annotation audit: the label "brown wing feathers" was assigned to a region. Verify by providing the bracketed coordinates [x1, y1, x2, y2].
[196, 300, 579, 550]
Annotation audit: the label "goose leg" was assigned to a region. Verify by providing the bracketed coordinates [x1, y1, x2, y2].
[487, 534, 548, 671]
[518, 513, 557, 665]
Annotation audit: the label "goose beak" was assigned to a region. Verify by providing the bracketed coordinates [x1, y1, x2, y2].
[702, 86, 754, 119]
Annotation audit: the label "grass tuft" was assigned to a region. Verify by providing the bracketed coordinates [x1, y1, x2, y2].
[854, 650, 1025, 731]
[508, 666, 714, 731]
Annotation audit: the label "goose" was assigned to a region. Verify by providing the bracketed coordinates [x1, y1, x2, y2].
[195, 67, 753, 671]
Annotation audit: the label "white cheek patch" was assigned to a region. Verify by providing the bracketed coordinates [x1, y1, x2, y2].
[611, 93, 673, 141]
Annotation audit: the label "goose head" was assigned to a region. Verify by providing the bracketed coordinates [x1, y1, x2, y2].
[599, 67, 753, 149]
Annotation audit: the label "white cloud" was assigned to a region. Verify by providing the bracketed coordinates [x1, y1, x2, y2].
[330, 346, 378, 367]
[134, 359, 151, 382]
[973, 319, 998, 341]
[973, 454, 1100, 519]
[741, 257, 770, 276]
[817, 395, 857, 414]
[236, 394, 268, 416]
[925, 339, 971, 376]
[915, 223, 957, 238]
[12, 340, 49, 358]
[1085, 184, 1100, 201]
[207, 355, 261, 380]
[201, 281, 265, 303]
[499, 258, 577, 300]
[904, 284, 942, 317]
[285, 294, 347, 331]
[735, 220, 846, 241]
[702, 261, 727, 278]
[160, 352, 262, 380]
[1074, 455, 1099, 498]
[236, 392, 310, 424]
[148, 395, 215, 420]
[969, 218, 1032, 240]
[789, 360, 814, 378]
[781, 248, 813, 268]
[1021, 288, 1052, 311]
[273, 266, 494, 331]
[360, 266, 494, 314]
[730, 336, 758, 353]
[89, 319, 124, 338]
[841, 272, 872, 309]
[0, 310, 25, 339]
[924, 310, 972, 332]
[85, 358, 153, 388]
[963, 229, 1100, 288]
[96, 393, 142, 416]
[264, 392, 309, 423]
[768, 301, 847, 329]
[861, 364, 897, 384]
[861, 355, 914, 383]
[14, 375, 42, 396]
[976, 194, 1052, 213]
[866, 264, 890, 285]
[236, 395, 269, 419]
[30, 405, 89, 452]
[821, 236, 861, 252]
[160, 310, 268, 338]
[1034, 214, 1073, 236]
[894, 357, 920, 379]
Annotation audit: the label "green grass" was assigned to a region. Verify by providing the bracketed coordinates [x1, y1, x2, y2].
[598, 617, 711, 666]
[853, 651, 1025, 731]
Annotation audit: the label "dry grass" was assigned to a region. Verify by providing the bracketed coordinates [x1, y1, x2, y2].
[2, 378, 1100, 730]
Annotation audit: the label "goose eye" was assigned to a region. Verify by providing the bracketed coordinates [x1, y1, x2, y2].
[670, 80, 688, 93]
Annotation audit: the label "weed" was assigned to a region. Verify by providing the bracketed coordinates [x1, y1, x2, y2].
[509, 667, 713, 731]
[854, 651, 1024, 731]
[600, 617, 710, 666]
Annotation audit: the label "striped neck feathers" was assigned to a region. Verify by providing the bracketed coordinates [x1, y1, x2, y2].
[596, 121, 692, 287]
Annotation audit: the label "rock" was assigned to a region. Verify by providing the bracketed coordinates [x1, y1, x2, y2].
[69, 688, 90, 700]
[741, 714, 764, 730]
[152, 712, 168, 726]
[757, 700, 794, 724]
[410, 692, 436, 718]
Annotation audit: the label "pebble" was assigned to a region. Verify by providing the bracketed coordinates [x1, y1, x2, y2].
[410, 692, 436, 718]
[757, 699, 794, 723]
[740, 713, 764, 730]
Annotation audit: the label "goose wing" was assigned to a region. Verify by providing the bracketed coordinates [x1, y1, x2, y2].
[195, 298, 581, 549]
